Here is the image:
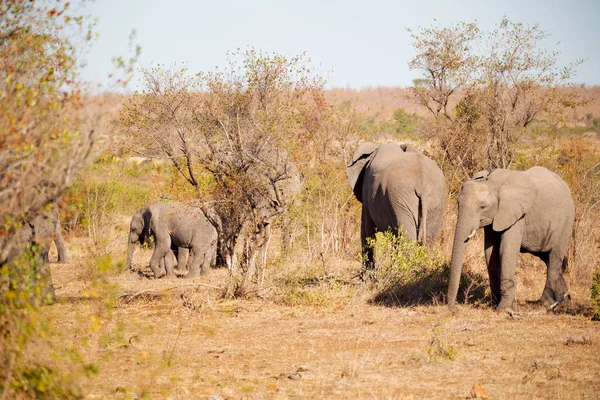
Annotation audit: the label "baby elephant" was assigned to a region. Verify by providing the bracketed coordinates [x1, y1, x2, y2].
[125, 203, 218, 279]
[3, 207, 65, 303]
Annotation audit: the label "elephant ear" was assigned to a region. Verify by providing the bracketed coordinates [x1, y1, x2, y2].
[492, 171, 538, 232]
[347, 142, 377, 203]
[141, 208, 153, 241]
[130, 211, 142, 230]
[471, 170, 490, 181]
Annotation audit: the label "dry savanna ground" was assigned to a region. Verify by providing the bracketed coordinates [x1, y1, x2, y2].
[13, 86, 600, 400]
[36, 233, 600, 400]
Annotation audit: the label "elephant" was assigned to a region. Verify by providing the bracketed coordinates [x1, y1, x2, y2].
[446, 167, 575, 311]
[347, 142, 447, 269]
[2, 208, 64, 303]
[47, 202, 68, 263]
[125, 203, 218, 279]
[125, 229, 191, 276]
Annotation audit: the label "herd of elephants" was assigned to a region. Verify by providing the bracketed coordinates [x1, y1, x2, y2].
[6, 142, 575, 311]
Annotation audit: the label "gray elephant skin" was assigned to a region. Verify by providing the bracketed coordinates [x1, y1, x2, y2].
[47, 202, 69, 263]
[125, 203, 218, 279]
[347, 142, 447, 268]
[2, 206, 67, 303]
[447, 167, 575, 311]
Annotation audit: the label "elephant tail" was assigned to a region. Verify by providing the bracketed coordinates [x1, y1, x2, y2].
[561, 256, 569, 273]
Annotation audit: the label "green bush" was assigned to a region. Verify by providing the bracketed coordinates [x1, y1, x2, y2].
[62, 160, 155, 236]
[393, 108, 423, 137]
[366, 229, 447, 305]
[0, 253, 96, 398]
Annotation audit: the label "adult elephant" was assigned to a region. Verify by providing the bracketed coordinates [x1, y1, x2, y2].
[347, 142, 447, 268]
[125, 203, 218, 279]
[447, 167, 574, 311]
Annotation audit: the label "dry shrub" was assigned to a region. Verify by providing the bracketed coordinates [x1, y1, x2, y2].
[410, 18, 587, 196]
[276, 268, 360, 307]
[0, 252, 112, 398]
[427, 324, 457, 361]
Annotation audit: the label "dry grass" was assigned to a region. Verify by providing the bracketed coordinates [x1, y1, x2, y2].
[34, 234, 600, 400]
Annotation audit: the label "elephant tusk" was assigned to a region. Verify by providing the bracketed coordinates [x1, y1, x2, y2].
[464, 229, 477, 242]
[547, 292, 571, 311]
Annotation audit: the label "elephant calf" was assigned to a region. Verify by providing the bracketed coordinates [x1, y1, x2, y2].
[125, 203, 218, 279]
[447, 167, 574, 311]
[2, 207, 66, 303]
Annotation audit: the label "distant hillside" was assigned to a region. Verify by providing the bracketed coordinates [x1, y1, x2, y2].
[327, 86, 600, 123]
[91, 85, 600, 130]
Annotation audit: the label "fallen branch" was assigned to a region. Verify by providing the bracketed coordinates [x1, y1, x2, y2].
[507, 309, 547, 319]
[118, 282, 224, 303]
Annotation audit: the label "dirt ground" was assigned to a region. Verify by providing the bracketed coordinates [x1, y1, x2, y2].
[36, 241, 600, 400]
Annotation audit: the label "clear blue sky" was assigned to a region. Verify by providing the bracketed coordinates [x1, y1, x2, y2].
[81, 0, 600, 90]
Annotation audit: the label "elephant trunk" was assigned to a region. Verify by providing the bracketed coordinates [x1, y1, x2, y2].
[447, 215, 477, 311]
[125, 233, 137, 271]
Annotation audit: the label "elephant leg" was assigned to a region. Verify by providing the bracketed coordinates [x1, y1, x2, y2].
[149, 242, 170, 279]
[186, 246, 206, 279]
[484, 228, 501, 306]
[210, 249, 216, 267]
[497, 226, 522, 310]
[417, 193, 428, 246]
[187, 250, 195, 270]
[427, 203, 445, 244]
[539, 251, 570, 306]
[176, 247, 189, 272]
[55, 234, 68, 263]
[164, 250, 176, 279]
[202, 243, 216, 275]
[37, 247, 56, 303]
[157, 258, 167, 278]
[361, 206, 376, 273]
[395, 207, 418, 242]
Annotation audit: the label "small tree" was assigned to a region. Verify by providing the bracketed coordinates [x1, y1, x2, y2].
[409, 17, 586, 182]
[408, 22, 480, 121]
[479, 18, 584, 168]
[122, 49, 328, 289]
